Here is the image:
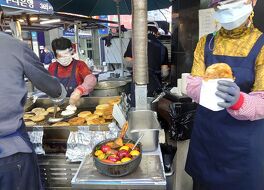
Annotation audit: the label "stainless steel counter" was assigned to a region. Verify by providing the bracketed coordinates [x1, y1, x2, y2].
[71, 147, 166, 190]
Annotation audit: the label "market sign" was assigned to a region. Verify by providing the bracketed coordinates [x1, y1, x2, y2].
[63, 28, 75, 37]
[63, 28, 92, 38]
[0, 0, 53, 14]
[97, 15, 109, 35]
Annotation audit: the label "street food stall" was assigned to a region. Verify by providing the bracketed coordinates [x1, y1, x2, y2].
[1, 0, 173, 189]
[31, 0, 172, 189]
[25, 96, 122, 189]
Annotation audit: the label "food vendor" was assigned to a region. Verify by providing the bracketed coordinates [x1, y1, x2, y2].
[48, 37, 97, 106]
[124, 22, 169, 106]
[185, 0, 264, 189]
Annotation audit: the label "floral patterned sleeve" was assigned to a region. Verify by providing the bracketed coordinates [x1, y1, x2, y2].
[191, 36, 207, 77]
[227, 47, 264, 121]
[252, 47, 264, 91]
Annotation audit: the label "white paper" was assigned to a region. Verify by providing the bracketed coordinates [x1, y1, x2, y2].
[199, 8, 221, 39]
[112, 104, 126, 127]
[170, 87, 182, 96]
[200, 79, 233, 111]
[170, 87, 178, 94]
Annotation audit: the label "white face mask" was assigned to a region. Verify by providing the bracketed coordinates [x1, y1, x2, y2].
[57, 55, 72, 67]
[213, 1, 253, 30]
[56, 48, 73, 66]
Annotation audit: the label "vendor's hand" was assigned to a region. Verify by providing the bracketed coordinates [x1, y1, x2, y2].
[69, 89, 82, 106]
[216, 80, 240, 108]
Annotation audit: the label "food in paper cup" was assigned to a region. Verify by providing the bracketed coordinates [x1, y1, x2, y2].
[203, 63, 234, 81]
[200, 78, 234, 111]
[200, 63, 234, 111]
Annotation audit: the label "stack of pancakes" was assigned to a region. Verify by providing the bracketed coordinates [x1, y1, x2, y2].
[24, 106, 60, 126]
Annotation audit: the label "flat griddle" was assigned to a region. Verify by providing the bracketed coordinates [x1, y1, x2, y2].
[25, 96, 120, 131]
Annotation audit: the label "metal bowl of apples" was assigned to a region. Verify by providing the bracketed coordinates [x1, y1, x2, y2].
[92, 138, 142, 177]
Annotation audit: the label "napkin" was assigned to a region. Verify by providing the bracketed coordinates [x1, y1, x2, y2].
[200, 78, 233, 111]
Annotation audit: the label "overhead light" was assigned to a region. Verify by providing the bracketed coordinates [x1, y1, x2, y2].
[40, 19, 61, 25]
[5, 29, 12, 33]
[18, 19, 24, 23]
[30, 17, 38, 21]
[40, 18, 49, 21]
[57, 12, 90, 19]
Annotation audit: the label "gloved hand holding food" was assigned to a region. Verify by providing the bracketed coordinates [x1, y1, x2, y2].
[216, 80, 241, 108]
[69, 89, 82, 106]
[199, 63, 238, 111]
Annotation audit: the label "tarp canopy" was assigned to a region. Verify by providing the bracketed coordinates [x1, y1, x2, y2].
[48, 0, 171, 16]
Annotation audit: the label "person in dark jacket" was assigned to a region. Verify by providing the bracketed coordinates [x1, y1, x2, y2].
[124, 21, 169, 105]
[43, 47, 55, 65]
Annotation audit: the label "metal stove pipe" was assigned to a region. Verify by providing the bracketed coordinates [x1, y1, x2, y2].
[132, 0, 148, 85]
[132, 0, 148, 110]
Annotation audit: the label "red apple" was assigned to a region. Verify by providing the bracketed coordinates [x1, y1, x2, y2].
[101, 145, 111, 153]
[107, 155, 120, 162]
[117, 150, 131, 159]
[106, 149, 118, 156]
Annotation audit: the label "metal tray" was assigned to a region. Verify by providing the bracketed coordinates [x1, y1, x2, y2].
[25, 96, 119, 129]
[127, 110, 161, 152]
[72, 147, 166, 190]
[25, 96, 119, 153]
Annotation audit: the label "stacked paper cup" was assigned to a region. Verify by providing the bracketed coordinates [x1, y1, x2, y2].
[181, 73, 190, 95]
[177, 78, 182, 96]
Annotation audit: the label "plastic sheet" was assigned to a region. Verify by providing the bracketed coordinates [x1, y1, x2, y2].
[66, 122, 119, 162]
[169, 103, 197, 141]
[27, 126, 45, 155]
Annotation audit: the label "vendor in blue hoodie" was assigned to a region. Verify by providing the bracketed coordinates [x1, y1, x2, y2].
[0, 8, 66, 190]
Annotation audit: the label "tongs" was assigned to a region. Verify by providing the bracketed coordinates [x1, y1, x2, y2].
[152, 92, 166, 103]
[113, 121, 129, 148]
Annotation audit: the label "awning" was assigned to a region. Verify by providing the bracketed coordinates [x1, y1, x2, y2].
[48, 0, 171, 16]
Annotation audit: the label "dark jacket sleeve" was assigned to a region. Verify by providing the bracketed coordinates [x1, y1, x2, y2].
[162, 46, 169, 65]
[124, 39, 133, 58]
[21, 43, 62, 98]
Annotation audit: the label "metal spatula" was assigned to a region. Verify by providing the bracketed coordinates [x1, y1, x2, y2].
[48, 104, 63, 123]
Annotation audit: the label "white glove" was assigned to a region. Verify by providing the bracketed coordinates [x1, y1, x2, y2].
[69, 89, 82, 106]
[161, 65, 170, 78]
[50, 84, 67, 105]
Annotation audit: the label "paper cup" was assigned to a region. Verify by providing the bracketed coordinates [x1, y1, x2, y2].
[199, 78, 233, 111]
[177, 79, 182, 96]
[181, 73, 190, 95]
